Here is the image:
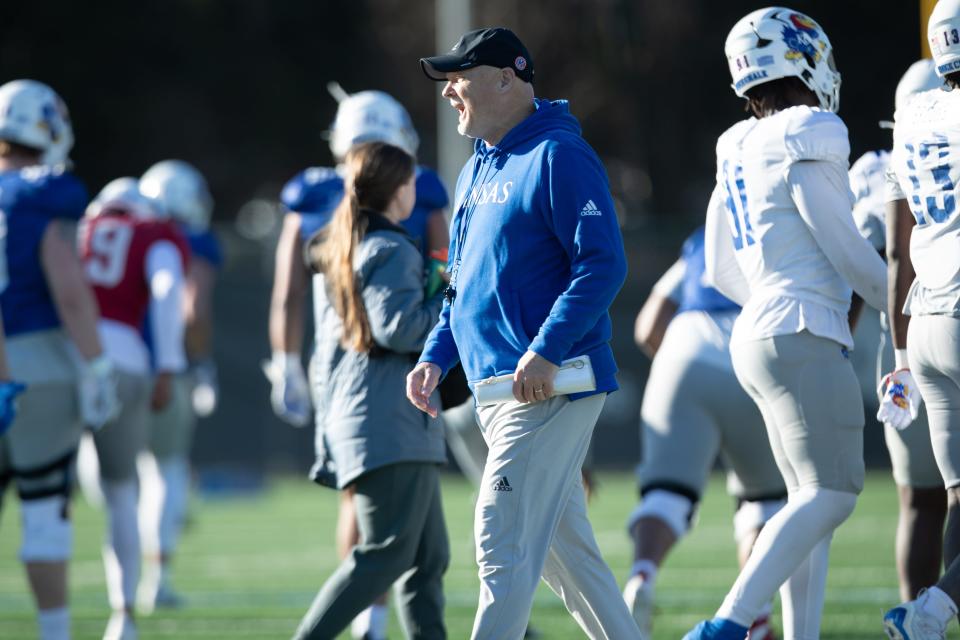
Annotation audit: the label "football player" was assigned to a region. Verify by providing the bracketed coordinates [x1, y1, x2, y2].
[136, 160, 217, 612]
[79, 178, 188, 639]
[848, 59, 946, 608]
[882, 2, 960, 637]
[685, 8, 887, 639]
[625, 227, 786, 639]
[266, 88, 448, 640]
[0, 79, 119, 640]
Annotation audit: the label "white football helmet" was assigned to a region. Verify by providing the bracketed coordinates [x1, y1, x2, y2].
[328, 89, 419, 160]
[929, 0, 960, 77]
[86, 177, 165, 220]
[140, 160, 213, 231]
[725, 7, 841, 112]
[0, 79, 74, 166]
[880, 59, 944, 128]
[895, 59, 943, 113]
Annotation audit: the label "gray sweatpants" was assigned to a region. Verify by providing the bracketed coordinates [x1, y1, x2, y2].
[293, 462, 449, 640]
[908, 314, 960, 489]
[472, 394, 641, 640]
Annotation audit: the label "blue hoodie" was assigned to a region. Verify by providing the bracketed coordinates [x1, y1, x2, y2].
[419, 99, 627, 398]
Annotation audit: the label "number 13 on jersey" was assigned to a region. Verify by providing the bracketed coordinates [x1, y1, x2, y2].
[904, 134, 957, 226]
[721, 159, 756, 250]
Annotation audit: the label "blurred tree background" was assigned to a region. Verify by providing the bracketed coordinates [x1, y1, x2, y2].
[0, 0, 922, 476]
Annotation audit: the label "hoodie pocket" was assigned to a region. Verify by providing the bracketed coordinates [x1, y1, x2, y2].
[503, 290, 534, 352]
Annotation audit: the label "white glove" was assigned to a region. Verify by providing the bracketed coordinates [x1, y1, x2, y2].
[261, 351, 311, 427]
[877, 351, 923, 431]
[191, 359, 219, 418]
[78, 355, 120, 430]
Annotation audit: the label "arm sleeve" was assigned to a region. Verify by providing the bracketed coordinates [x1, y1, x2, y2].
[652, 258, 686, 304]
[703, 186, 750, 305]
[362, 240, 444, 355]
[527, 146, 628, 364]
[787, 160, 888, 311]
[146, 240, 187, 372]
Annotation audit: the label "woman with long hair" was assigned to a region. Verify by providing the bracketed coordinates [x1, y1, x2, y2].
[293, 141, 448, 640]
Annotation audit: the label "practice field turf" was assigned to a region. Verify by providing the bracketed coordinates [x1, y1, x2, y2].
[0, 471, 954, 639]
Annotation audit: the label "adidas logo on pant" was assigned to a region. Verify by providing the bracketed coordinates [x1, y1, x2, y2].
[492, 476, 513, 492]
[580, 199, 602, 216]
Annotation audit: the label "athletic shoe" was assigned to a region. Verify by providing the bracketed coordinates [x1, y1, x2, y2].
[883, 596, 949, 639]
[747, 612, 776, 640]
[623, 573, 654, 636]
[104, 612, 138, 640]
[683, 618, 749, 640]
[151, 584, 186, 610]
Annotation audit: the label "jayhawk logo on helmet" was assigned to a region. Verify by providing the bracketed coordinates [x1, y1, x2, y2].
[782, 13, 825, 64]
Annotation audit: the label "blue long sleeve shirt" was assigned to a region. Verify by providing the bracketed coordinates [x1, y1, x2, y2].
[419, 99, 627, 398]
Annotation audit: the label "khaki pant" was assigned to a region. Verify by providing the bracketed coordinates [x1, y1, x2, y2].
[472, 394, 641, 640]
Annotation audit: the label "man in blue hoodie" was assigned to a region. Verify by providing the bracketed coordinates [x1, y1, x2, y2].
[408, 27, 641, 640]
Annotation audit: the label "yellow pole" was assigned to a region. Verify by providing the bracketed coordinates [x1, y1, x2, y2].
[922, 0, 937, 58]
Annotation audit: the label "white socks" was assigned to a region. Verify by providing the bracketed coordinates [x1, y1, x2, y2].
[38, 606, 70, 640]
[158, 457, 190, 555]
[103, 480, 141, 610]
[716, 487, 856, 629]
[351, 604, 388, 639]
[779, 534, 832, 640]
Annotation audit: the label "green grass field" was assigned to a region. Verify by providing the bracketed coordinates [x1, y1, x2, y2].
[0, 470, 954, 639]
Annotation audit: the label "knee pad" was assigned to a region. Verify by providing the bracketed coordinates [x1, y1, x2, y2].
[14, 449, 76, 562]
[626, 488, 697, 539]
[20, 495, 73, 562]
[733, 496, 786, 543]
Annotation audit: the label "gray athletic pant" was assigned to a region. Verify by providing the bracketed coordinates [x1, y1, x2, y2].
[472, 394, 642, 640]
[292, 462, 449, 640]
[731, 331, 865, 494]
[908, 314, 960, 488]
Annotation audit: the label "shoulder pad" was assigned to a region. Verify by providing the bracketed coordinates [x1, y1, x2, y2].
[414, 166, 449, 211]
[280, 167, 344, 215]
[715, 118, 757, 158]
[783, 107, 849, 165]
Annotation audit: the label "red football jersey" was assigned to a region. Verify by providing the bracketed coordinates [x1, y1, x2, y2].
[79, 211, 190, 329]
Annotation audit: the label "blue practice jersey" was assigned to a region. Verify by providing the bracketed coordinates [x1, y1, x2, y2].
[0, 166, 87, 337]
[678, 226, 740, 315]
[184, 225, 223, 269]
[280, 165, 449, 255]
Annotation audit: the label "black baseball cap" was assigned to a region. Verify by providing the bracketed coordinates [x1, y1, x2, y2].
[420, 27, 534, 83]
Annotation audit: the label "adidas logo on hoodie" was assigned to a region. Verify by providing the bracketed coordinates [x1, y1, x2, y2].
[492, 476, 513, 492]
[580, 200, 602, 216]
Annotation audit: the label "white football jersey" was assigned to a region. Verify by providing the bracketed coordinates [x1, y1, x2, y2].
[713, 105, 855, 347]
[890, 88, 960, 316]
[849, 150, 889, 253]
